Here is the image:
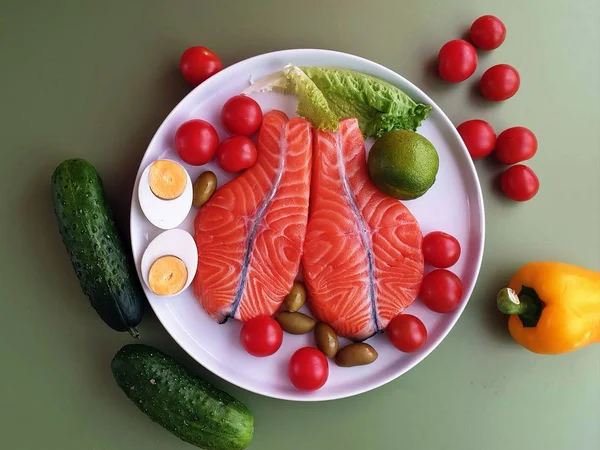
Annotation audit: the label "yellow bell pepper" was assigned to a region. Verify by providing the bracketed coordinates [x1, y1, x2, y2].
[497, 261, 600, 354]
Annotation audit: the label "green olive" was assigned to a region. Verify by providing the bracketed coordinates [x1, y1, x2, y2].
[192, 171, 217, 208]
[283, 281, 306, 312]
[335, 343, 378, 367]
[274, 311, 315, 334]
[314, 323, 339, 358]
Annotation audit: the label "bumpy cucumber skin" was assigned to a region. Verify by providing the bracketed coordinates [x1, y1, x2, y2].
[111, 344, 254, 450]
[51, 159, 144, 335]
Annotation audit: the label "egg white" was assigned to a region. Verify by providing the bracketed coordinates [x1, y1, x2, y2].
[138, 160, 193, 230]
[140, 229, 198, 297]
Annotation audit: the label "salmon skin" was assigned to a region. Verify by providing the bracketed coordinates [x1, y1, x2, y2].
[303, 118, 424, 340]
[194, 111, 312, 323]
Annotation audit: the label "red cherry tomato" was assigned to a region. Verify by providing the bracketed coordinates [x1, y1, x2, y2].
[422, 231, 461, 268]
[495, 127, 538, 165]
[420, 270, 463, 313]
[457, 120, 496, 160]
[387, 314, 427, 352]
[216, 136, 258, 173]
[469, 15, 507, 50]
[240, 316, 283, 357]
[500, 164, 540, 202]
[480, 64, 520, 101]
[180, 46, 222, 86]
[175, 120, 219, 165]
[221, 95, 263, 136]
[288, 347, 328, 391]
[437, 40, 478, 83]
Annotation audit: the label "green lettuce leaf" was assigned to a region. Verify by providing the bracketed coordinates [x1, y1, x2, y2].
[300, 66, 431, 137]
[281, 65, 339, 131]
[243, 65, 431, 137]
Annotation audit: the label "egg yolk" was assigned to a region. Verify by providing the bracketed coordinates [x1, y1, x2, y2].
[148, 255, 188, 296]
[149, 160, 187, 200]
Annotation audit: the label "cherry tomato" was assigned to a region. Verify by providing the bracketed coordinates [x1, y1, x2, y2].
[437, 40, 478, 83]
[180, 46, 222, 86]
[221, 95, 263, 136]
[240, 316, 283, 357]
[495, 127, 538, 165]
[175, 120, 219, 166]
[216, 136, 258, 173]
[469, 15, 507, 50]
[387, 314, 427, 352]
[500, 164, 540, 202]
[457, 120, 496, 160]
[422, 231, 461, 268]
[420, 269, 463, 313]
[288, 347, 328, 391]
[480, 64, 520, 101]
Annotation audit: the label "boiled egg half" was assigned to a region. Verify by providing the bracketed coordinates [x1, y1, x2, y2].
[138, 159, 193, 229]
[141, 229, 198, 297]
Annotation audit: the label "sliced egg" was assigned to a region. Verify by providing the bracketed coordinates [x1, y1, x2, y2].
[138, 159, 193, 229]
[141, 229, 198, 297]
[148, 256, 187, 295]
[149, 159, 187, 200]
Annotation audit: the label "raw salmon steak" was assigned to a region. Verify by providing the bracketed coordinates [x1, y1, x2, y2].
[194, 110, 312, 323]
[303, 118, 424, 340]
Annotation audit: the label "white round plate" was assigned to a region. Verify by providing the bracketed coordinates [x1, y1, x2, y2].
[130, 49, 484, 401]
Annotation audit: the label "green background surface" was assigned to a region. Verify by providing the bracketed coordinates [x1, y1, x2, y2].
[2, 1, 599, 449]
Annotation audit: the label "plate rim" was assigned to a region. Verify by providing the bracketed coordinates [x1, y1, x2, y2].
[129, 48, 485, 401]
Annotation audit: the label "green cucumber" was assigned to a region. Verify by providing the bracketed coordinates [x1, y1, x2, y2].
[111, 344, 254, 450]
[51, 159, 144, 336]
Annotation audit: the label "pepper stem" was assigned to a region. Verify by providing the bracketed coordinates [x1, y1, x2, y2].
[497, 286, 544, 327]
[497, 288, 529, 315]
